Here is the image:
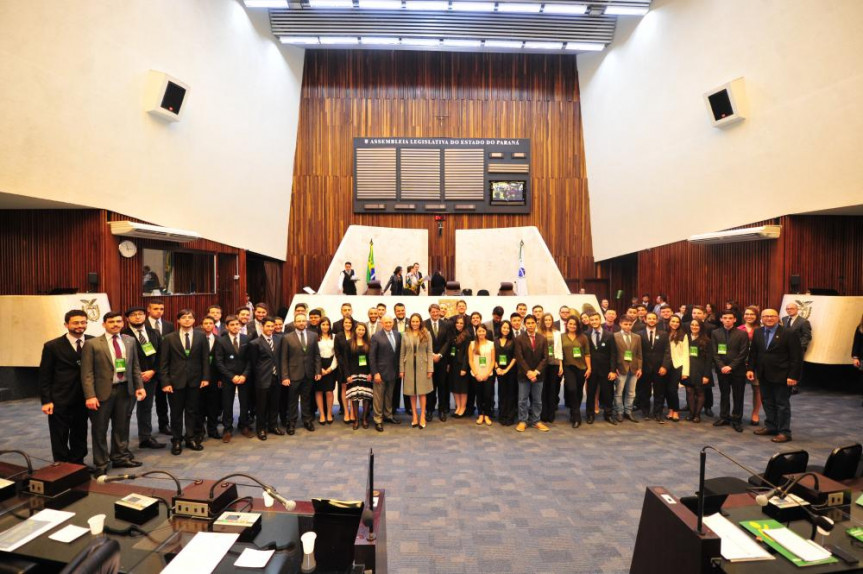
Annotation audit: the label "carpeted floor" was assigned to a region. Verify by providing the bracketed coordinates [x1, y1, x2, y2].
[1, 386, 860, 573]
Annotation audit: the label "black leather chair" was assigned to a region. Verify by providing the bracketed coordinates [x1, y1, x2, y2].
[444, 281, 461, 296]
[809, 443, 862, 482]
[60, 537, 121, 574]
[0, 558, 40, 574]
[748, 449, 809, 488]
[364, 280, 382, 295]
[477, 289, 490, 296]
[497, 282, 515, 296]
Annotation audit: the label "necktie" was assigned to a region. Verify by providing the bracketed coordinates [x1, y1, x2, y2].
[649, 331, 654, 345]
[112, 335, 125, 380]
[433, 322, 438, 337]
[388, 331, 395, 351]
[156, 320, 162, 334]
[184, 333, 191, 351]
[76, 339, 82, 355]
[625, 333, 631, 347]
[594, 331, 600, 347]
[267, 337, 274, 351]
[233, 336, 240, 353]
[138, 329, 147, 345]
[529, 335, 535, 350]
[300, 330, 306, 349]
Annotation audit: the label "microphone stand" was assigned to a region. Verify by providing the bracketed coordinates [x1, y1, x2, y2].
[0, 450, 34, 476]
[208, 473, 295, 511]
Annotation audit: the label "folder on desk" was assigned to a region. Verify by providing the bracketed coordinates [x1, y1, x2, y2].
[739, 519, 838, 567]
[703, 514, 774, 562]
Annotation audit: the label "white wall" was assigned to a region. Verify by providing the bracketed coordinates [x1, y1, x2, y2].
[578, 0, 863, 261]
[0, 1, 304, 260]
[455, 226, 569, 295]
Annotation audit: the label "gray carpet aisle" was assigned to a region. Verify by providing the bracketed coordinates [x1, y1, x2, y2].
[1, 387, 860, 573]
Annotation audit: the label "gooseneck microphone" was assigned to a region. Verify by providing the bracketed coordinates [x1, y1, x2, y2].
[96, 470, 183, 494]
[208, 473, 296, 511]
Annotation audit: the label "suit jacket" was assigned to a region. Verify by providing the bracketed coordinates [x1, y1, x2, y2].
[514, 332, 548, 379]
[332, 318, 347, 335]
[613, 331, 643, 374]
[159, 329, 210, 390]
[148, 317, 174, 336]
[783, 315, 812, 352]
[393, 317, 409, 334]
[747, 325, 803, 383]
[365, 321, 382, 338]
[38, 334, 93, 407]
[248, 335, 282, 389]
[280, 329, 322, 381]
[586, 329, 616, 376]
[122, 325, 161, 376]
[710, 327, 749, 373]
[81, 334, 144, 401]
[424, 318, 452, 357]
[640, 328, 671, 374]
[214, 333, 251, 384]
[370, 329, 401, 381]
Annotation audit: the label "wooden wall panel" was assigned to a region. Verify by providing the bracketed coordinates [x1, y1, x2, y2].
[285, 50, 593, 300]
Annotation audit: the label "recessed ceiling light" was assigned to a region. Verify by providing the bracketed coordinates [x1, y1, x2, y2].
[543, 3, 586, 15]
[524, 41, 563, 50]
[244, 0, 289, 7]
[320, 36, 361, 44]
[358, 0, 402, 8]
[485, 39, 523, 49]
[361, 36, 401, 44]
[451, 1, 495, 12]
[442, 38, 483, 47]
[402, 37, 442, 46]
[605, 5, 649, 16]
[308, 0, 354, 8]
[497, 2, 541, 13]
[565, 42, 605, 51]
[405, 0, 449, 9]
[280, 36, 320, 44]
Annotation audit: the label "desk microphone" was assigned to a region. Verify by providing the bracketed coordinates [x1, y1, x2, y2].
[208, 473, 296, 511]
[0, 450, 34, 475]
[263, 485, 297, 511]
[98, 474, 137, 483]
[96, 470, 183, 495]
[755, 473, 834, 536]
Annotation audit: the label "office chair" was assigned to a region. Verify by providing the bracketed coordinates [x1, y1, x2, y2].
[477, 289, 490, 296]
[497, 282, 515, 296]
[59, 537, 121, 574]
[748, 449, 809, 488]
[808, 443, 862, 482]
[444, 281, 461, 295]
[364, 280, 382, 295]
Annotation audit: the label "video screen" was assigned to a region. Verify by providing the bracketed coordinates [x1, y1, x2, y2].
[489, 180, 526, 205]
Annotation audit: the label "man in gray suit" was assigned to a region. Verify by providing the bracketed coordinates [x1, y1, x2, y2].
[280, 313, 321, 434]
[370, 315, 401, 431]
[81, 311, 145, 475]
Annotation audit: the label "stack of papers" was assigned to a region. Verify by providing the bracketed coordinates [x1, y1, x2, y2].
[0, 509, 74, 552]
[703, 514, 774, 562]
[763, 527, 832, 563]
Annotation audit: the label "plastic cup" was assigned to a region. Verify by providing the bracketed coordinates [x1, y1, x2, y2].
[88, 514, 106, 535]
[301, 531, 317, 555]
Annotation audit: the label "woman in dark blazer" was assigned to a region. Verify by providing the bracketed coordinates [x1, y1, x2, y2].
[382, 266, 404, 296]
[447, 315, 471, 418]
[494, 320, 518, 426]
[684, 319, 712, 423]
[334, 315, 355, 424]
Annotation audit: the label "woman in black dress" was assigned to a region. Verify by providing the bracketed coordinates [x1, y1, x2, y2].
[494, 320, 517, 426]
[344, 323, 374, 430]
[382, 266, 404, 296]
[334, 315, 355, 424]
[684, 319, 712, 422]
[447, 315, 470, 417]
[315, 317, 337, 425]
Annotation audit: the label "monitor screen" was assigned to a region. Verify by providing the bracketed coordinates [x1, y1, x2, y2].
[490, 180, 526, 205]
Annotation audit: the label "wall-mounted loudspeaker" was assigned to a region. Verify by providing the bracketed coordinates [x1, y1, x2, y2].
[789, 274, 801, 293]
[704, 77, 746, 128]
[145, 70, 189, 122]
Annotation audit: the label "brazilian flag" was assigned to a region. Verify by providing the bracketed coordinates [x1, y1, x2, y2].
[366, 239, 376, 283]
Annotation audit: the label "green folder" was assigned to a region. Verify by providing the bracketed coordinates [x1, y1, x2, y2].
[848, 527, 863, 543]
[738, 519, 838, 567]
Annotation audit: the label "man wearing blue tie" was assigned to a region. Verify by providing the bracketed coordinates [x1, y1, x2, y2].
[370, 315, 401, 432]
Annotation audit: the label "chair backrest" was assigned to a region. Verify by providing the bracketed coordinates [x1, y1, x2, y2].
[498, 282, 514, 296]
[60, 538, 121, 574]
[477, 289, 490, 296]
[822, 443, 862, 481]
[364, 281, 382, 295]
[444, 281, 461, 295]
[763, 450, 809, 486]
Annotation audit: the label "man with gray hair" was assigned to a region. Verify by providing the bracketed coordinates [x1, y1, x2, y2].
[369, 315, 402, 431]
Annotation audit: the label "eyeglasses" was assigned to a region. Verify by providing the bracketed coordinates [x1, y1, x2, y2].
[762, 314, 779, 318]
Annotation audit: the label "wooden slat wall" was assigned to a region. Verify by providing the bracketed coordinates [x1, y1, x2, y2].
[605, 215, 863, 311]
[285, 50, 593, 299]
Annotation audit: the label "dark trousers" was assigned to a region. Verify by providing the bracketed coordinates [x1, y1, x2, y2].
[89, 384, 133, 474]
[717, 370, 746, 422]
[427, 359, 449, 414]
[466, 373, 477, 415]
[130, 378, 157, 442]
[196, 383, 221, 436]
[48, 403, 88, 465]
[155, 383, 170, 428]
[256, 379, 280, 431]
[662, 366, 682, 411]
[541, 364, 562, 421]
[637, 370, 665, 415]
[497, 371, 518, 424]
[599, 376, 615, 415]
[168, 385, 200, 443]
[759, 381, 792, 436]
[563, 365, 587, 422]
[222, 380, 251, 431]
[287, 378, 313, 426]
[704, 385, 714, 409]
[477, 380, 495, 416]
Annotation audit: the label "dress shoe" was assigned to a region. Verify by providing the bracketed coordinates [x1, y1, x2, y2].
[384, 417, 401, 425]
[257, 430, 267, 441]
[222, 431, 232, 443]
[571, 420, 581, 429]
[439, 413, 447, 422]
[241, 428, 255, 439]
[753, 427, 773, 436]
[654, 415, 666, 424]
[361, 419, 369, 430]
[586, 415, 594, 425]
[304, 422, 315, 432]
[605, 415, 618, 426]
[533, 422, 550, 432]
[353, 419, 360, 430]
[713, 419, 730, 427]
[704, 408, 715, 417]
[171, 441, 182, 455]
[185, 441, 203, 451]
[375, 423, 384, 432]
[159, 426, 172, 436]
[208, 431, 222, 440]
[139, 438, 165, 449]
[790, 387, 799, 395]
[624, 413, 640, 423]
[269, 426, 286, 436]
[732, 422, 743, 433]
[616, 414, 624, 423]
[692, 416, 701, 423]
[113, 459, 143, 469]
[771, 433, 792, 443]
[516, 422, 527, 432]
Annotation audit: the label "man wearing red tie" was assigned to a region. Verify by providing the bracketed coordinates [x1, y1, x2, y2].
[514, 315, 549, 432]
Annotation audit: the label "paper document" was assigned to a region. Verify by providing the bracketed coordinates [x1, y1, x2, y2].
[703, 514, 774, 562]
[162, 532, 239, 574]
[763, 527, 832, 562]
[234, 548, 275, 568]
[49, 524, 89, 543]
[0, 509, 74, 552]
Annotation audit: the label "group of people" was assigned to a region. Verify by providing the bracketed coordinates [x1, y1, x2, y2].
[39, 291, 841, 476]
[339, 261, 447, 296]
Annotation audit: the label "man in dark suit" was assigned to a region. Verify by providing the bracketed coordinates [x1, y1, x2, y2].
[586, 312, 617, 425]
[247, 317, 282, 440]
[332, 302, 354, 335]
[484, 306, 505, 339]
[214, 315, 253, 442]
[370, 315, 402, 431]
[637, 312, 670, 422]
[602, 309, 621, 335]
[280, 313, 321, 434]
[207, 305, 226, 335]
[783, 302, 811, 395]
[282, 303, 308, 334]
[247, 302, 271, 341]
[424, 304, 452, 421]
[147, 299, 173, 435]
[510, 313, 525, 338]
[122, 306, 164, 449]
[38, 309, 92, 464]
[553, 305, 571, 332]
[514, 315, 549, 432]
[711, 310, 749, 432]
[391, 302, 409, 414]
[748, 309, 802, 443]
[159, 309, 210, 455]
[82, 311, 146, 475]
[196, 316, 221, 441]
[686, 305, 716, 416]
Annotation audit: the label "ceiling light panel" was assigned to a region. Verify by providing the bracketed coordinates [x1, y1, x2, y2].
[605, 6, 649, 16]
[361, 36, 401, 44]
[450, 2, 495, 12]
[280, 36, 320, 44]
[524, 41, 563, 50]
[405, 0, 450, 8]
[565, 42, 605, 51]
[308, 0, 354, 8]
[320, 36, 361, 44]
[497, 2, 541, 13]
[542, 3, 586, 15]
[358, 0, 403, 8]
[401, 37, 442, 46]
[484, 39, 523, 48]
[244, 0, 289, 7]
[442, 38, 483, 47]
